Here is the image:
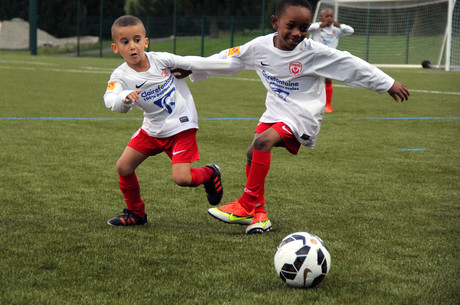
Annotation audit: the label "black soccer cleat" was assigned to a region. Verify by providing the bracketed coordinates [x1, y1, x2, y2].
[204, 164, 223, 205]
[107, 209, 148, 226]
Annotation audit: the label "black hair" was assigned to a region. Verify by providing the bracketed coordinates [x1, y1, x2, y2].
[112, 15, 143, 28]
[320, 8, 333, 17]
[275, 0, 313, 18]
[111, 15, 145, 39]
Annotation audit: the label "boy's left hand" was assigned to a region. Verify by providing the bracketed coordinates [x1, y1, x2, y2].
[388, 81, 410, 102]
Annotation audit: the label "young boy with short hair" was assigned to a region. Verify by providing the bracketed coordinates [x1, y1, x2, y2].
[194, 0, 409, 234]
[104, 15, 234, 226]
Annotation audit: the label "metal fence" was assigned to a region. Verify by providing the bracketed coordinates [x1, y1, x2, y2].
[1, 0, 276, 57]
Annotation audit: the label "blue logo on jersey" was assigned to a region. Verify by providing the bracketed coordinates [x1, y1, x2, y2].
[261, 70, 299, 101]
[273, 88, 290, 101]
[140, 76, 176, 114]
[153, 87, 176, 114]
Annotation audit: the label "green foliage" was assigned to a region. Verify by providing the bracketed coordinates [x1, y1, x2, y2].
[124, 0, 142, 15]
[0, 53, 459, 305]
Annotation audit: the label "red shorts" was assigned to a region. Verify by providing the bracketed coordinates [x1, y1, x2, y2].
[255, 122, 301, 155]
[128, 128, 200, 164]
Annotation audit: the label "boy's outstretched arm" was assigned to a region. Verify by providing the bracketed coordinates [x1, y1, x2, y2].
[388, 81, 410, 102]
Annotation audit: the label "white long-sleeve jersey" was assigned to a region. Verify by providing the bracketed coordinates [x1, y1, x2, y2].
[308, 23, 354, 49]
[104, 52, 235, 138]
[191, 33, 394, 148]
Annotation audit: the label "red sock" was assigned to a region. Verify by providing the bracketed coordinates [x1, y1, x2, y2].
[190, 166, 214, 187]
[246, 162, 265, 212]
[119, 172, 145, 217]
[240, 150, 270, 212]
[325, 82, 333, 107]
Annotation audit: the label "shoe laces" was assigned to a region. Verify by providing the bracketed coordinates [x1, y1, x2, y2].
[120, 209, 135, 219]
[253, 212, 268, 223]
[227, 199, 240, 206]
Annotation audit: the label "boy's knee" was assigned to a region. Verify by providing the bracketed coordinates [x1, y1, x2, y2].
[246, 148, 253, 161]
[253, 136, 272, 151]
[171, 164, 192, 187]
[116, 160, 133, 176]
[173, 175, 191, 187]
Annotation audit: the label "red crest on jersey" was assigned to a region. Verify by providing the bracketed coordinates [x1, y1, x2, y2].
[161, 70, 168, 78]
[289, 62, 302, 77]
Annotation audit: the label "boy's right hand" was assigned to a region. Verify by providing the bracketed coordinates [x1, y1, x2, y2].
[388, 81, 410, 102]
[125, 89, 142, 103]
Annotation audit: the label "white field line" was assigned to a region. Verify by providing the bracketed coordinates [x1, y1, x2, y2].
[1, 63, 459, 95]
[221, 77, 460, 96]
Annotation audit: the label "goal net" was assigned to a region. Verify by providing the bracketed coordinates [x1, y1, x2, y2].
[312, 0, 459, 70]
[449, 0, 460, 70]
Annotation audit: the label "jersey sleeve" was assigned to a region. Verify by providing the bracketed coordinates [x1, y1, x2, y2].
[189, 40, 255, 82]
[308, 23, 321, 34]
[312, 44, 394, 93]
[339, 24, 354, 36]
[308, 23, 323, 42]
[154, 52, 243, 74]
[103, 75, 134, 113]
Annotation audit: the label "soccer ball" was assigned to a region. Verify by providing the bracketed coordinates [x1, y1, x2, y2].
[274, 232, 331, 289]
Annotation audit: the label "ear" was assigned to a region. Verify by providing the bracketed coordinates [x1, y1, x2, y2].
[111, 43, 118, 54]
[271, 15, 278, 30]
[144, 37, 149, 49]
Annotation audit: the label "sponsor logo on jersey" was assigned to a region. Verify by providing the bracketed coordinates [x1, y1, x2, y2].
[228, 46, 241, 56]
[261, 70, 299, 101]
[140, 76, 177, 114]
[106, 81, 117, 91]
[289, 62, 303, 77]
[273, 88, 290, 101]
[140, 76, 174, 100]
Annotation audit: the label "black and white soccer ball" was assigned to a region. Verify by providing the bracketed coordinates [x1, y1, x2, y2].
[274, 232, 331, 289]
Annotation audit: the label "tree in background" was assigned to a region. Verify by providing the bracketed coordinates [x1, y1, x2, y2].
[0, 0, 28, 21]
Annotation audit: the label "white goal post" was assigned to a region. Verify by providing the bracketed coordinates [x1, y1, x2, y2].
[312, 0, 459, 71]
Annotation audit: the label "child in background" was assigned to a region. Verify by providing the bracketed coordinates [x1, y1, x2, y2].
[104, 15, 237, 226]
[192, 0, 409, 234]
[308, 8, 354, 113]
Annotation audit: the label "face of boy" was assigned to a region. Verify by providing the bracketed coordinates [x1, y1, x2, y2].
[272, 6, 311, 51]
[112, 24, 149, 71]
[320, 9, 334, 26]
